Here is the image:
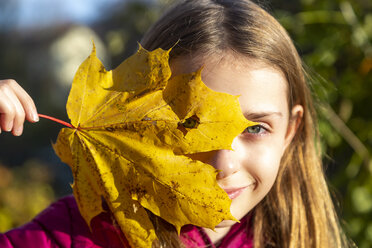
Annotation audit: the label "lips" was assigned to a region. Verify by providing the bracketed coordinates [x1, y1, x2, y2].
[223, 185, 252, 199]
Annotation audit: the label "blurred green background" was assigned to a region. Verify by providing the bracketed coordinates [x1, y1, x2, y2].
[0, 0, 371, 246]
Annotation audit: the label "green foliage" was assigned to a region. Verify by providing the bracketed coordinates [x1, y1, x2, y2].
[274, 0, 372, 246]
[0, 161, 55, 232]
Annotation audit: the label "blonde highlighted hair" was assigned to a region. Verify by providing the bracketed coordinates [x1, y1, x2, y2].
[141, 0, 351, 247]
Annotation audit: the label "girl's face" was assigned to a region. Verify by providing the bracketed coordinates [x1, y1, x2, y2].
[171, 53, 303, 228]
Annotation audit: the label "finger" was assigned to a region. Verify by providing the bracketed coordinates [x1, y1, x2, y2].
[5, 79, 38, 122]
[4, 89, 26, 136]
[0, 91, 16, 132]
[0, 82, 27, 136]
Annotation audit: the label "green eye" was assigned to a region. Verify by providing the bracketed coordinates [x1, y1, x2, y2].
[181, 116, 199, 129]
[245, 125, 262, 134]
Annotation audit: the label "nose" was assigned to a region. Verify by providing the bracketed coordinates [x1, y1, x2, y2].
[186, 138, 242, 179]
[211, 148, 241, 180]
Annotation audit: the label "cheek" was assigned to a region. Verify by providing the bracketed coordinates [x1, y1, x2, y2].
[246, 143, 283, 190]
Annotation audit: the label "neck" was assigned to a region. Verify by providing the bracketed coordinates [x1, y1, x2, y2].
[202, 226, 232, 244]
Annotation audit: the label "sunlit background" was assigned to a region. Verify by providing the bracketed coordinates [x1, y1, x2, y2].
[0, 0, 371, 247]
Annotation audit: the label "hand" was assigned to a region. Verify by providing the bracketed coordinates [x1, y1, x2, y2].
[0, 79, 39, 136]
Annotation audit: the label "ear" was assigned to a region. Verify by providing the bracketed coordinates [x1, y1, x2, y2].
[283, 104, 303, 151]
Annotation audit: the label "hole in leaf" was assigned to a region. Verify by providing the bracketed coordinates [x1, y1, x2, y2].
[181, 115, 200, 129]
[105, 127, 115, 132]
[177, 115, 200, 135]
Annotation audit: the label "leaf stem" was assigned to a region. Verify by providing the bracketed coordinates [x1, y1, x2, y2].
[38, 114, 75, 128]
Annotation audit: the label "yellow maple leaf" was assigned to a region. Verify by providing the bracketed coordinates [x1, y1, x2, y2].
[53, 44, 256, 247]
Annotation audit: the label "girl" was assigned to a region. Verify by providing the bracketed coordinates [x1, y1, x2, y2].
[0, 0, 351, 247]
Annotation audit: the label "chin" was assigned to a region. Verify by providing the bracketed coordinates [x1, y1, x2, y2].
[215, 219, 239, 228]
[214, 185, 258, 229]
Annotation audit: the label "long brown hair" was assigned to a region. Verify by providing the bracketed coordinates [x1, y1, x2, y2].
[141, 0, 351, 247]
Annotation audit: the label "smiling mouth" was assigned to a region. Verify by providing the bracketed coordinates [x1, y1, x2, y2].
[223, 185, 254, 199]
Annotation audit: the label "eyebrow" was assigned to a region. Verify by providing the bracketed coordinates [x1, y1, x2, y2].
[244, 111, 283, 119]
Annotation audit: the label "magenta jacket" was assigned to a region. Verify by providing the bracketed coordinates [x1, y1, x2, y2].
[0, 195, 253, 248]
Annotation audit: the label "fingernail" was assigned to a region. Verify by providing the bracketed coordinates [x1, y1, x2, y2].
[5, 121, 13, 132]
[33, 113, 39, 122]
[14, 127, 23, 136]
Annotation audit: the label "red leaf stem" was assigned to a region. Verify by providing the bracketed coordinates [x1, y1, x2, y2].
[38, 114, 75, 128]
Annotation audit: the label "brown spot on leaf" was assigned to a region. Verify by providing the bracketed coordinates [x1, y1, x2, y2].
[171, 180, 180, 190]
[177, 123, 187, 135]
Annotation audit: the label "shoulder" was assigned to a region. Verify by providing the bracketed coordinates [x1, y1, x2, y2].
[1, 195, 139, 248]
[0, 195, 100, 248]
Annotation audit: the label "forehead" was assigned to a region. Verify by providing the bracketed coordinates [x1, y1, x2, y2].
[170, 52, 290, 117]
